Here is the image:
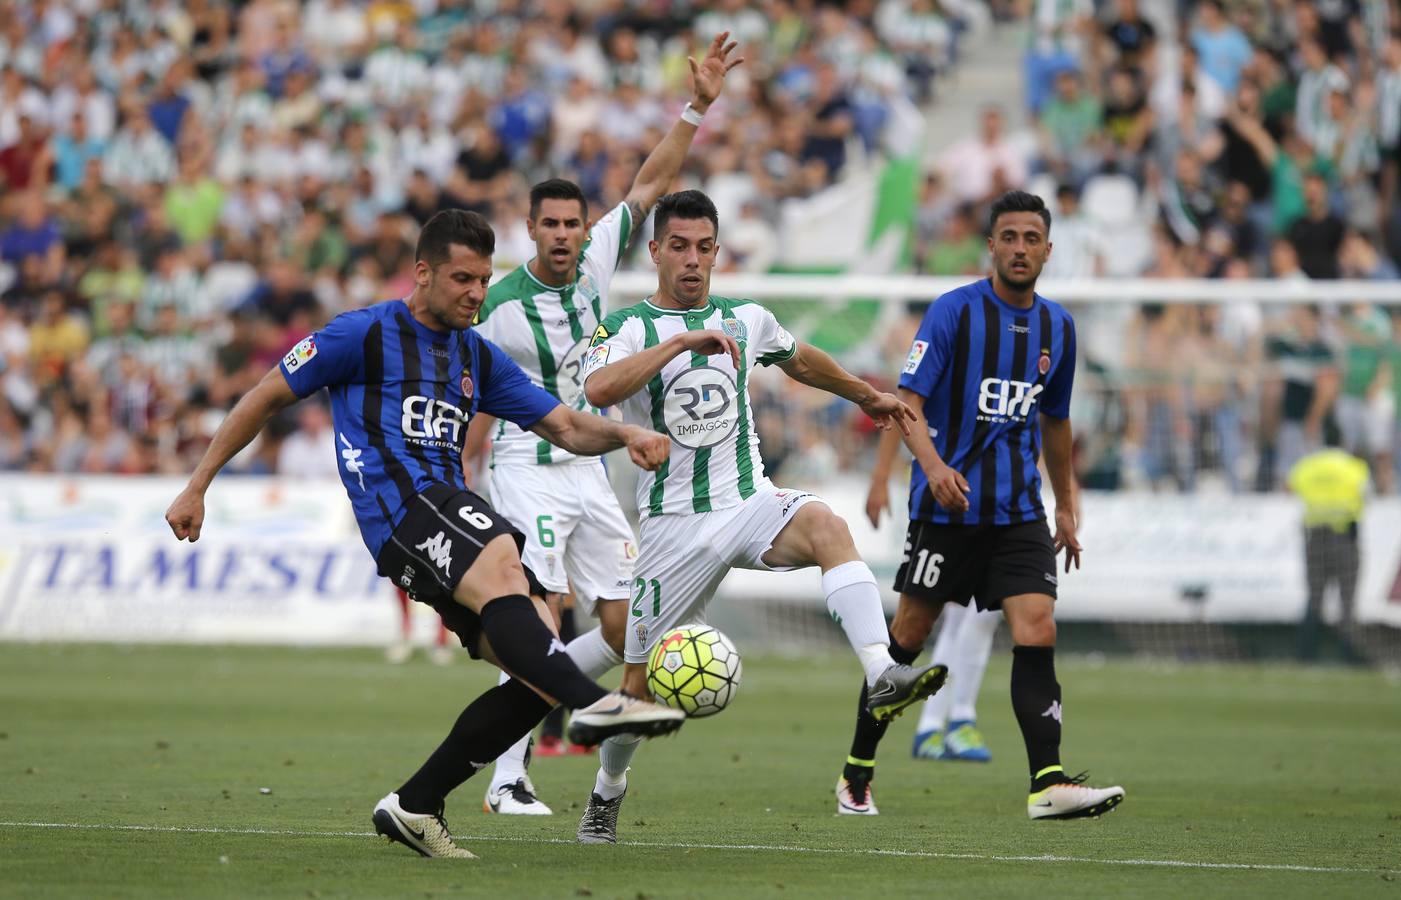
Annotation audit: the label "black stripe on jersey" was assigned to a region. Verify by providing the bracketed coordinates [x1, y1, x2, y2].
[430, 335, 457, 483]
[1006, 307, 1032, 516]
[918, 303, 972, 521]
[362, 320, 416, 508]
[394, 312, 443, 483]
[969, 295, 1002, 525]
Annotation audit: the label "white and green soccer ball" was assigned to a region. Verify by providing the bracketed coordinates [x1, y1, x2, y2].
[646, 624, 743, 717]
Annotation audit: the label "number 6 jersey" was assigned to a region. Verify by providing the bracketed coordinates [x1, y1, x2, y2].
[583, 296, 796, 519]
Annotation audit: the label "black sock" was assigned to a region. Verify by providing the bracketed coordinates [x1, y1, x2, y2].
[538, 606, 578, 738]
[397, 677, 551, 813]
[843, 633, 921, 782]
[478, 594, 607, 710]
[1011, 644, 1065, 790]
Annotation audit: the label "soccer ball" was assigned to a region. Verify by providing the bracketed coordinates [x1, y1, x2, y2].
[646, 624, 742, 717]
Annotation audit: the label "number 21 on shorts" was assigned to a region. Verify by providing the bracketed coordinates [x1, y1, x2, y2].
[632, 577, 660, 617]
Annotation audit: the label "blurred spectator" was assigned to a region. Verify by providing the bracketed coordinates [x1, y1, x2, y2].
[921, 203, 983, 276]
[53, 112, 107, 192]
[938, 105, 1027, 204]
[1189, 0, 1250, 94]
[0, 113, 52, 192]
[1037, 69, 1102, 187]
[1287, 173, 1345, 279]
[1265, 303, 1339, 488]
[277, 401, 339, 479]
[1334, 303, 1393, 491]
[1, 192, 64, 286]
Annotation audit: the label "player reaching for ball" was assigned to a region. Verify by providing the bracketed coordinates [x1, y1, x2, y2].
[571, 189, 949, 845]
[467, 31, 742, 816]
[833, 190, 1125, 820]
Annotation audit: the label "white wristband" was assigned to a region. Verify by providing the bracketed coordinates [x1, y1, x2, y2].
[680, 102, 705, 127]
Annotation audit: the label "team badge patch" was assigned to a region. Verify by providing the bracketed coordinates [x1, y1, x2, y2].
[460, 372, 474, 398]
[1038, 350, 1051, 375]
[903, 340, 928, 375]
[282, 335, 317, 373]
[635, 621, 649, 647]
[721, 317, 748, 341]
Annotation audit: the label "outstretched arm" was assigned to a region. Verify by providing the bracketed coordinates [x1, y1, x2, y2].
[777, 342, 915, 434]
[584, 329, 739, 408]
[621, 32, 743, 240]
[529, 405, 669, 471]
[166, 366, 301, 541]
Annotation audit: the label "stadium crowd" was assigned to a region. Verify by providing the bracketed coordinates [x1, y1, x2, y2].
[911, 0, 1401, 493]
[3, 0, 1401, 497]
[0, 0, 981, 478]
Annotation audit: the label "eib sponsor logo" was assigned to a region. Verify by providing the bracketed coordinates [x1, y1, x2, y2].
[977, 378, 1044, 419]
[401, 396, 467, 445]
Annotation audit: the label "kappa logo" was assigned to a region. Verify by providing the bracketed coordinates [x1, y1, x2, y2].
[415, 531, 454, 575]
[339, 432, 365, 491]
[547, 637, 567, 656]
[1041, 700, 1063, 724]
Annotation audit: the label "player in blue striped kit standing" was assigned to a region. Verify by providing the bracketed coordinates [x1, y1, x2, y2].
[834, 191, 1126, 820]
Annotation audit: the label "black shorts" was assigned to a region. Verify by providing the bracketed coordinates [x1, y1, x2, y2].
[893, 519, 1058, 611]
[375, 482, 544, 657]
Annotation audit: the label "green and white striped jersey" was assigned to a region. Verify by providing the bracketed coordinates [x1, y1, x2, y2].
[582, 296, 797, 518]
[475, 202, 634, 466]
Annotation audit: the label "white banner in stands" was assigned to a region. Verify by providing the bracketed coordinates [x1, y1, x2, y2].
[3, 476, 1398, 642]
[0, 476, 398, 644]
[715, 479, 1401, 627]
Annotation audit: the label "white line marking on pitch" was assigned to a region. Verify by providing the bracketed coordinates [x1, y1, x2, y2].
[0, 821, 1389, 876]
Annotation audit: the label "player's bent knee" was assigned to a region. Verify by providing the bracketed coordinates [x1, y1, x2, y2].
[890, 597, 937, 647]
[597, 601, 627, 654]
[806, 506, 857, 559]
[455, 535, 530, 611]
[1005, 595, 1056, 646]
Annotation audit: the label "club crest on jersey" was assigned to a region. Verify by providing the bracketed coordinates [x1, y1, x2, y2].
[1038, 350, 1051, 375]
[282, 335, 317, 373]
[903, 340, 928, 375]
[635, 621, 648, 648]
[577, 273, 599, 307]
[460, 372, 474, 398]
[721, 317, 748, 342]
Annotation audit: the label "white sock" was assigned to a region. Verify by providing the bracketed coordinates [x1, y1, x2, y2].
[917, 602, 968, 733]
[822, 560, 894, 686]
[566, 625, 623, 679]
[594, 733, 642, 801]
[487, 669, 530, 791]
[949, 608, 999, 723]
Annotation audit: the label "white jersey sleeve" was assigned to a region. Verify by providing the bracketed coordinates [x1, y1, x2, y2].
[749, 306, 798, 366]
[579, 202, 634, 291]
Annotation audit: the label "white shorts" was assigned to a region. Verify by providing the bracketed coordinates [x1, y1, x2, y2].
[624, 483, 825, 663]
[488, 461, 638, 615]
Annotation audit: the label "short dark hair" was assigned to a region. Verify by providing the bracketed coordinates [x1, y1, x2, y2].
[415, 209, 495, 266]
[653, 190, 719, 241]
[988, 190, 1052, 235]
[529, 178, 588, 220]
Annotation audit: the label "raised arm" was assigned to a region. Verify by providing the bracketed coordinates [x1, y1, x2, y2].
[1039, 413, 1082, 572]
[584, 329, 739, 409]
[165, 366, 301, 541]
[776, 342, 915, 434]
[621, 32, 742, 238]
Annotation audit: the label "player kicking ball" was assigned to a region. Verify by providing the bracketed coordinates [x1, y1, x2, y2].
[572, 189, 948, 844]
[164, 210, 685, 859]
[835, 190, 1124, 819]
[468, 31, 742, 816]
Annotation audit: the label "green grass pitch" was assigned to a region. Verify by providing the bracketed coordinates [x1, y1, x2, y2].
[1, 643, 1398, 898]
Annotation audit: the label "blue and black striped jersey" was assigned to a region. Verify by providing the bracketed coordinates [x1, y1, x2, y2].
[278, 299, 559, 556]
[899, 279, 1077, 526]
